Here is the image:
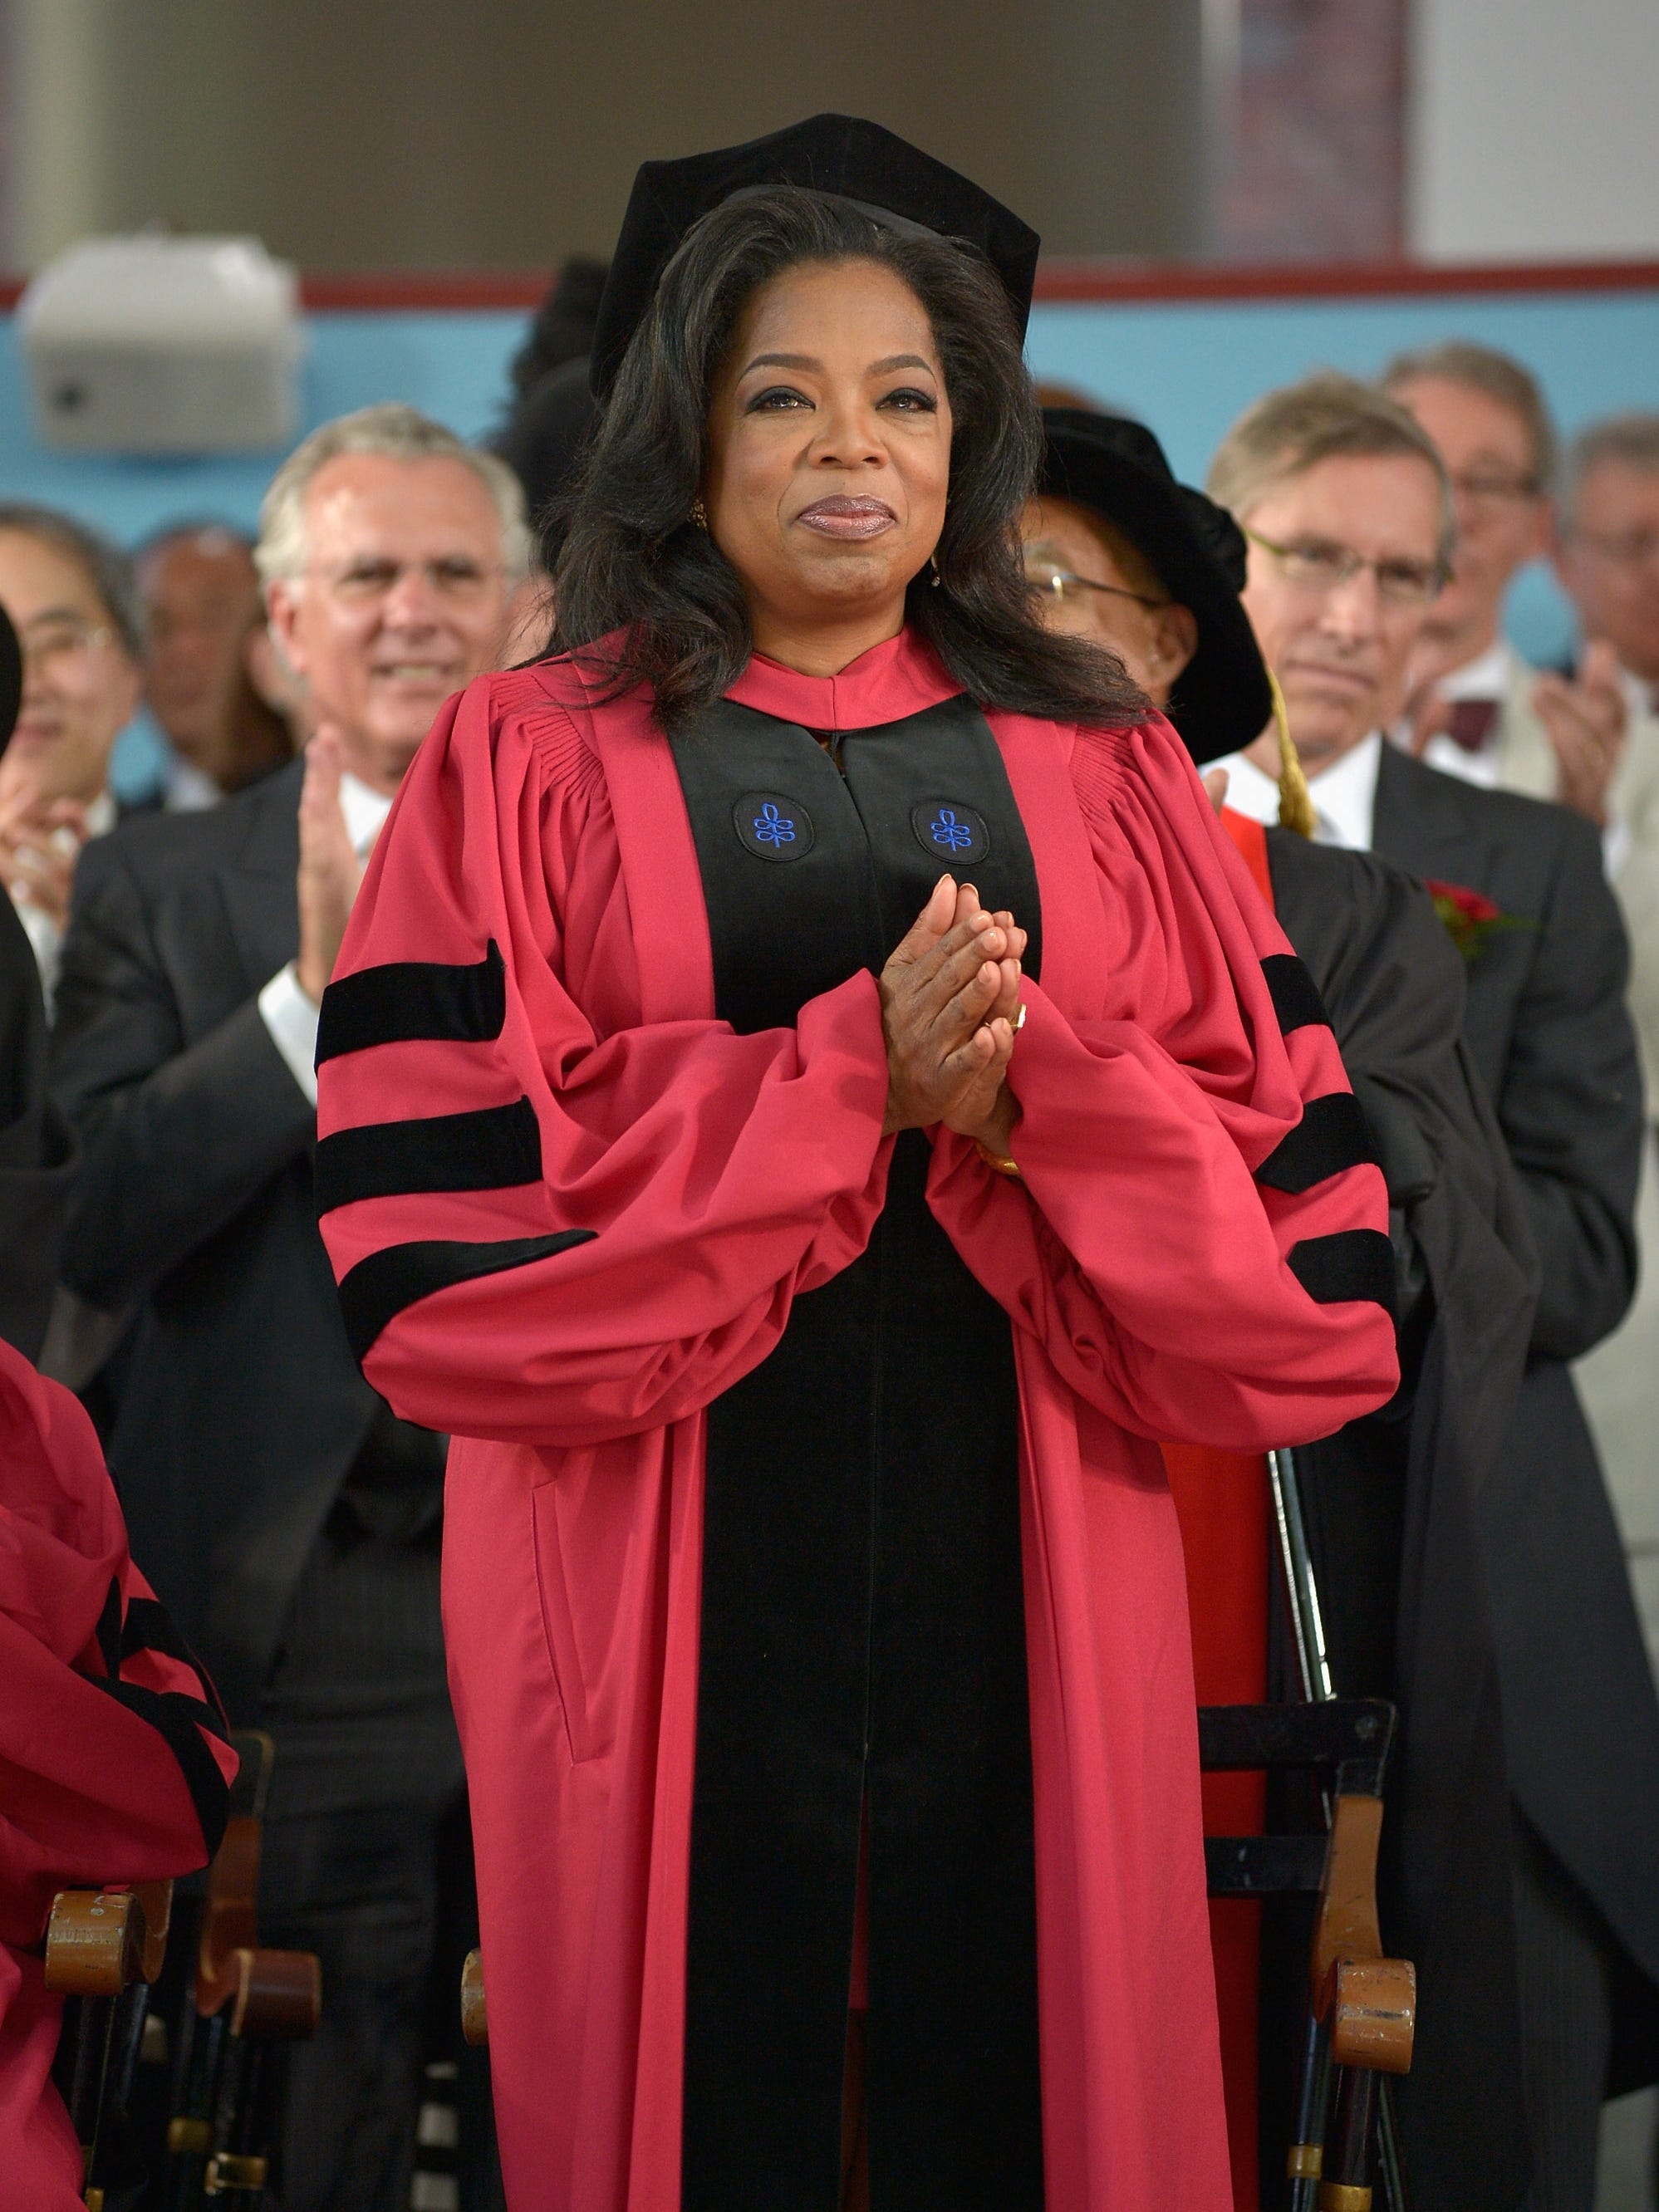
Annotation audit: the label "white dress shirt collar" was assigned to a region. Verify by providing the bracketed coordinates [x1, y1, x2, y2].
[1209, 732, 1382, 853]
[340, 771, 393, 859]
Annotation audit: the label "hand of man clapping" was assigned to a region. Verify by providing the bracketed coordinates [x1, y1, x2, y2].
[1532, 639, 1627, 827]
[879, 875, 1025, 1154]
[295, 728, 368, 1006]
[0, 777, 89, 934]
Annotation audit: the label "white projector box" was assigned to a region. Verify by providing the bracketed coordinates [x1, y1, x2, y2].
[18, 235, 304, 454]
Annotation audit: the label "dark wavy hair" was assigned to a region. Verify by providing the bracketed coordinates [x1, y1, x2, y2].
[549, 187, 1146, 733]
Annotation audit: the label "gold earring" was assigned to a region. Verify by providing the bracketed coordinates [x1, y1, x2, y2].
[690, 498, 708, 530]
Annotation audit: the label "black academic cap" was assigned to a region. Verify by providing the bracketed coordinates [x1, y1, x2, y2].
[591, 114, 1040, 399]
[1039, 408, 1274, 767]
[0, 606, 20, 761]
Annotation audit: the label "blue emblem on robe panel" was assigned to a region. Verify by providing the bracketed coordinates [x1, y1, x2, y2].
[910, 799, 990, 866]
[734, 791, 816, 862]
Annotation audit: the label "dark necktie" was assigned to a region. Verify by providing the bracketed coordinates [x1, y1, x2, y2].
[1444, 697, 1500, 753]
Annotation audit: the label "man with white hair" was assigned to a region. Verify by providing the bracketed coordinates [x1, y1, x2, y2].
[49, 405, 528, 2211]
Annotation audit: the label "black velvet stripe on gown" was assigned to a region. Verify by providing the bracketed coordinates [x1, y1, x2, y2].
[671, 694, 1046, 2212]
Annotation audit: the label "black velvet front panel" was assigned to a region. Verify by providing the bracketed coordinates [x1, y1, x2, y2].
[671, 694, 1045, 2211]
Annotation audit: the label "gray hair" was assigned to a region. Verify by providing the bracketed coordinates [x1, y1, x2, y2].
[0, 502, 145, 657]
[1381, 339, 1558, 494]
[255, 402, 532, 591]
[1207, 370, 1456, 570]
[1560, 412, 1659, 532]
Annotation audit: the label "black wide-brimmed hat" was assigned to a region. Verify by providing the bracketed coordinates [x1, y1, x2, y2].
[591, 114, 1041, 400]
[1039, 407, 1273, 766]
[0, 606, 20, 759]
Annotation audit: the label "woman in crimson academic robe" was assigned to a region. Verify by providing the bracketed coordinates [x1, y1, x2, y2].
[312, 117, 1398, 2212]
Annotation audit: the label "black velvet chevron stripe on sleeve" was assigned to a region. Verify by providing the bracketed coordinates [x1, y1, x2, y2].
[120, 1597, 228, 1725]
[91, 1678, 232, 1858]
[1287, 1229, 1397, 1319]
[1255, 1093, 1377, 1194]
[313, 1097, 542, 1216]
[316, 940, 507, 1067]
[96, 1576, 123, 1678]
[1260, 954, 1330, 1036]
[337, 1229, 598, 1363]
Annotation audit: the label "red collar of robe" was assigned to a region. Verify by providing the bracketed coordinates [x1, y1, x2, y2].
[723, 626, 960, 730]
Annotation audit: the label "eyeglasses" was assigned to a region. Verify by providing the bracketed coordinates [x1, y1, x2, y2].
[1450, 468, 1540, 512]
[1022, 554, 1167, 611]
[1570, 527, 1659, 570]
[309, 557, 506, 603]
[17, 619, 116, 674]
[1244, 526, 1448, 607]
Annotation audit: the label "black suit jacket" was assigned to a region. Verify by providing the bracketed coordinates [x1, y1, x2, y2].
[49, 758, 386, 1719]
[1371, 743, 1659, 2009]
[0, 892, 76, 1360]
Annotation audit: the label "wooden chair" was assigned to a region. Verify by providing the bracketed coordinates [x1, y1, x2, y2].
[1197, 1441, 1416, 2212]
[1200, 1696, 1414, 2211]
[460, 1949, 488, 2048]
[164, 1729, 321, 2208]
[46, 1877, 174, 2210]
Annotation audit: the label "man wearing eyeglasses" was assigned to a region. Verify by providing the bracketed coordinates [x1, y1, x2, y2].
[49, 405, 527, 2211]
[1383, 344, 1635, 830]
[0, 507, 145, 1006]
[1207, 370, 1657, 2212]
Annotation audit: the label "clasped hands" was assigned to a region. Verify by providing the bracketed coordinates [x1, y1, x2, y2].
[879, 874, 1026, 1157]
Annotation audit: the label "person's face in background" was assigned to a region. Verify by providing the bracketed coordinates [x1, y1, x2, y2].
[702, 257, 952, 666]
[1020, 495, 1196, 709]
[1556, 460, 1659, 686]
[0, 528, 141, 807]
[1389, 375, 1549, 675]
[1239, 454, 1445, 774]
[140, 528, 292, 792]
[266, 453, 514, 794]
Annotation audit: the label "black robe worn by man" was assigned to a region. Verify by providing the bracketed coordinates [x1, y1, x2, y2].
[1034, 410, 1543, 2208]
[1264, 826, 1539, 2211]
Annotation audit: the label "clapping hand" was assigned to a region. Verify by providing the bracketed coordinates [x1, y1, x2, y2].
[1532, 640, 1627, 826]
[0, 779, 89, 933]
[295, 728, 368, 1006]
[879, 875, 1026, 1152]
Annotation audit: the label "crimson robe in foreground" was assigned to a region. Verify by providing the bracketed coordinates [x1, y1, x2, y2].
[0, 1338, 235, 2209]
[315, 628, 1396, 2212]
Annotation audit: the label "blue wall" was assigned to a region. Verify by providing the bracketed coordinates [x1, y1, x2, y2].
[3, 279, 1657, 786]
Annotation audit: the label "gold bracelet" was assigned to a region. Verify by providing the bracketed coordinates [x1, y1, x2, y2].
[974, 1140, 1023, 1180]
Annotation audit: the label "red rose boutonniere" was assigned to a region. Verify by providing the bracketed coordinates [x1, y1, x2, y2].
[1423, 879, 1525, 960]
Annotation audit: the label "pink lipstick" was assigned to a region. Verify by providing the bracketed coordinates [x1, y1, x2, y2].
[796, 496, 896, 540]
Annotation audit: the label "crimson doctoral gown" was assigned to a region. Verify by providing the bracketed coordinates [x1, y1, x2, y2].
[0, 1338, 236, 2209]
[314, 627, 1396, 2212]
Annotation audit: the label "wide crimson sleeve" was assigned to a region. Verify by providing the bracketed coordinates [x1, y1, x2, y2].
[928, 716, 1399, 1449]
[314, 674, 895, 1447]
[0, 1344, 234, 1950]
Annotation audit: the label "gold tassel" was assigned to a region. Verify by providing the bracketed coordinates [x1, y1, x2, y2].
[1268, 669, 1318, 837]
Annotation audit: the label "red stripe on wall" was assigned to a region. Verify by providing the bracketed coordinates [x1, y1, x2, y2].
[2, 257, 1656, 316]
